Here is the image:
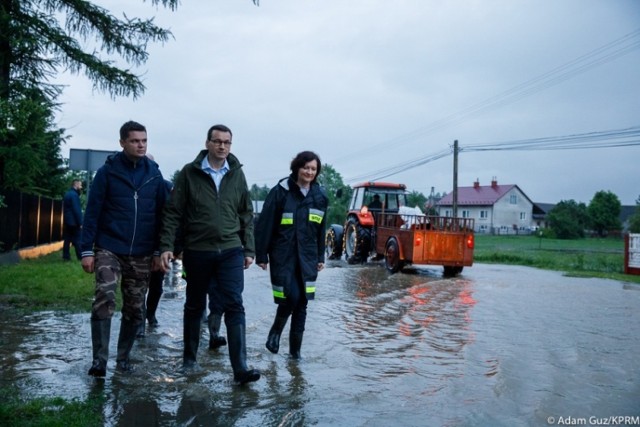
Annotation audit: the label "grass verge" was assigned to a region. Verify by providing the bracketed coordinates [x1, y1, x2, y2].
[0, 387, 104, 427]
[474, 234, 640, 284]
[0, 251, 95, 313]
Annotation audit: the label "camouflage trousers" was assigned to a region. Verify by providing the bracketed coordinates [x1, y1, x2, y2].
[91, 248, 151, 323]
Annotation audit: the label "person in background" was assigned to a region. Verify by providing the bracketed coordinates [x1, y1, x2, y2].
[62, 179, 83, 261]
[368, 194, 382, 210]
[206, 288, 227, 349]
[81, 120, 167, 377]
[159, 124, 260, 385]
[255, 151, 329, 360]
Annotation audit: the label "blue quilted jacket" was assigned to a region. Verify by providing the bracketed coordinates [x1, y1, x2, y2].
[81, 152, 167, 257]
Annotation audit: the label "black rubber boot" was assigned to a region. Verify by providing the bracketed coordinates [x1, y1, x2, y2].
[227, 323, 260, 385]
[289, 331, 303, 360]
[265, 315, 289, 354]
[116, 319, 138, 373]
[208, 313, 227, 349]
[146, 270, 163, 327]
[88, 318, 111, 377]
[183, 314, 202, 369]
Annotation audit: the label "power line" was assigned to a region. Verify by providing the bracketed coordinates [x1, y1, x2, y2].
[344, 126, 640, 184]
[462, 126, 640, 152]
[335, 28, 640, 165]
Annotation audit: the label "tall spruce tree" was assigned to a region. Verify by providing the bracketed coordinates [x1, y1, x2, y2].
[0, 0, 180, 195]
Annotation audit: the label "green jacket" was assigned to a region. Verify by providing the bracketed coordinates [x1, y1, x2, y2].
[159, 150, 255, 257]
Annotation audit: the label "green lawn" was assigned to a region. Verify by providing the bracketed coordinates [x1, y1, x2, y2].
[474, 234, 640, 284]
[0, 251, 98, 313]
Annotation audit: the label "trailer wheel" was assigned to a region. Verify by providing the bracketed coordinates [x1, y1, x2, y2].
[443, 266, 463, 277]
[344, 218, 370, 264]
[325, 225, 344, 260]
[384, 237, 403, 273]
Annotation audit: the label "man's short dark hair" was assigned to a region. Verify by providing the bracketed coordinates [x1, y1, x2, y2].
[207, 124, 233, 141]
[290, 151, 322, 183]
[120, 121, 146, 140]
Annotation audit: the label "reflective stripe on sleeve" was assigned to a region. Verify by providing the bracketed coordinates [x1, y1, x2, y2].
[272, 284, 285, 299]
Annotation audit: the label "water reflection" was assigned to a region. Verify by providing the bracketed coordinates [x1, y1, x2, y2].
[337, 265, 478, 394]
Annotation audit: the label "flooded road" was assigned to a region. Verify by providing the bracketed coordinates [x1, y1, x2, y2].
[1, 262, 639, 426]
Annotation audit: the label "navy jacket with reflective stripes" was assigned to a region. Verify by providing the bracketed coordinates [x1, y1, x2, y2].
[255, 176, 328, 302]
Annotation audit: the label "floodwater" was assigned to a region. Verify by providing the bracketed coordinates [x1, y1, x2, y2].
[1, 261, 639, 426]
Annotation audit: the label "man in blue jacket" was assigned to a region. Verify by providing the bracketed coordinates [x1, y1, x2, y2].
[81, 120, 167, 378]
[62, 179, 83, 261]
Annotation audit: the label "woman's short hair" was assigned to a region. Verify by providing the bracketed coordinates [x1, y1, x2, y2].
[290, 151, 322, 182]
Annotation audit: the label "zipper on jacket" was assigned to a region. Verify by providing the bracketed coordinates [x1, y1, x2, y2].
[130, 191, 138, 255]
[128, 175, 160, 255]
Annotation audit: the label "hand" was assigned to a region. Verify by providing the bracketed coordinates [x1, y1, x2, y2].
[244, 256, 254, 269]
[151, 256, 162, 272]
[81, 256, 95, 274]
[160, 251, 174, 273]
[317, 262, 324, 271]
[257, 263, 268, 271]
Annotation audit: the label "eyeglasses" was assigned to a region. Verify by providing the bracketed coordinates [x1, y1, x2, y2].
[209, 139, 232, 147]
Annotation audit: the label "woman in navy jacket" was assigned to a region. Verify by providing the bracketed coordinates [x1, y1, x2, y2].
[255, 151, 328, 359]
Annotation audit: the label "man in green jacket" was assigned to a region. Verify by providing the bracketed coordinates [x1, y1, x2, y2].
[159, 124, 260, 385]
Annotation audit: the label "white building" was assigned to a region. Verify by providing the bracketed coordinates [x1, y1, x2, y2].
[437, 178, 536, 234]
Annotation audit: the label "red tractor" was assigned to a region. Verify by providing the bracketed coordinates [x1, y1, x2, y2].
[325, 181, 408, 264]
[325, 181, 474, 275]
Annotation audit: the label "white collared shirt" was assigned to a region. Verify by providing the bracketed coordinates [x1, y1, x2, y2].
[201, 156, 229, 189]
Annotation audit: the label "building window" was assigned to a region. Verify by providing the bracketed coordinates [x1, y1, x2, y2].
[510, 194, 517, 204]
[461, 210, 470, 218]
[520, 212, 527, 220]
[480, 210, 488, 219]
[444, 210, 451, 217]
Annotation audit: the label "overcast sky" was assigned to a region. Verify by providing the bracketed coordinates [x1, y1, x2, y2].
[55, 0, 640, 205]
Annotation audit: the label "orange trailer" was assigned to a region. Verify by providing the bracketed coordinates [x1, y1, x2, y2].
[374, 213, 474, 275]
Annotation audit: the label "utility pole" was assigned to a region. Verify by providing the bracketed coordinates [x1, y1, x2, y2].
[452, 140, 458, 218]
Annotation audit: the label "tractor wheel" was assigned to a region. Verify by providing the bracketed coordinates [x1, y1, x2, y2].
[443, 266, 463, 277]
[384, 237, 403, 273]
[344, 218, 371, 264]
[325, 225, 344, 260]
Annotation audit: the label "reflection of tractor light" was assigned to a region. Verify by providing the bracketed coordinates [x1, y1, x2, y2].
[415, 236, 422, 246]
[466, 235, 474, 249]
[361, 206, 369, 214]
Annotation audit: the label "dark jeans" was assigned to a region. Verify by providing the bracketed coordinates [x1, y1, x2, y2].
[145, 270, 164, 321]
[62, 225, 81, 260]
[276, 266, 308, 335]
[182, 248, 245, 327]
[208, 275, 224, 316]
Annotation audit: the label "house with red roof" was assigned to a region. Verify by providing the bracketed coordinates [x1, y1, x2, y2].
[437, 178, 536, 234]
